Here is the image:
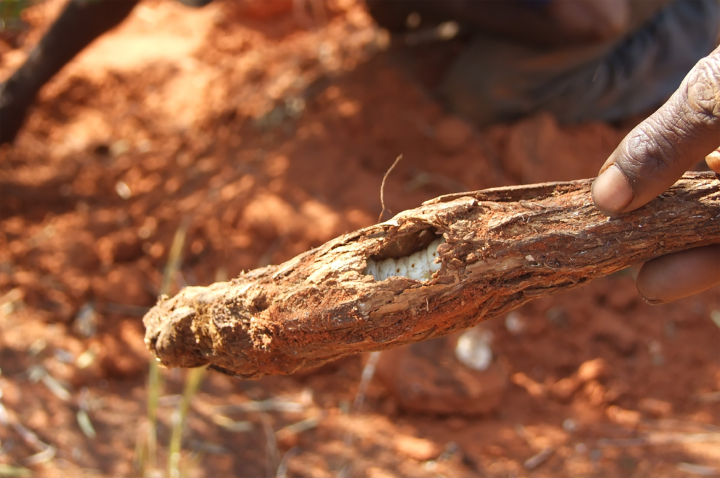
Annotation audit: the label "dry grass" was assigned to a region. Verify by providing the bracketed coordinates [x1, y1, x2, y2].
[139, 217, 193, 477]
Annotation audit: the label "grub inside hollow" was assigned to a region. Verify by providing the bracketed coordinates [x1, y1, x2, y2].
[369, 226, 441, 261]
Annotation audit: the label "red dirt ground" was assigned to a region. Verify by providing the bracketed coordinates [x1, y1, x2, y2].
[1, 1, 719, 477]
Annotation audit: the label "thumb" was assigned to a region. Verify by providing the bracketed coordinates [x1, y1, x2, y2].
[592, 46, 720, 215]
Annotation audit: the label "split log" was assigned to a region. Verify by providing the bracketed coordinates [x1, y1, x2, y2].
[143, 172, 720, 378]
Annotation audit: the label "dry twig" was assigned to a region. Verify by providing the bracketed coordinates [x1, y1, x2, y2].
[378, 154, 403, 223]
[598, 433, 720, 447]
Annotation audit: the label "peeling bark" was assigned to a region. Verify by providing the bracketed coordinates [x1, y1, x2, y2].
[143, 172, 720, 378]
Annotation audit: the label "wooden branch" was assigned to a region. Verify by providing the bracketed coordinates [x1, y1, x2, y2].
[143, 172, 720, 378]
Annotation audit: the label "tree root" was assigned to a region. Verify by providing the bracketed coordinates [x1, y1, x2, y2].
[143, 172, 720, 378]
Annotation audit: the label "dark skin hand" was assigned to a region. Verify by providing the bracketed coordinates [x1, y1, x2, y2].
[592, 46, 720, 304]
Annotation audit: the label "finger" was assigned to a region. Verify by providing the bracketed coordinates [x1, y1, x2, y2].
[592, 46, 720, 216]
[636, 245, 720, 304]
[705, 148, 720, 174]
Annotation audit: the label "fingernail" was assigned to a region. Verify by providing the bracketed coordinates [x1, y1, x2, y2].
[592, 165, 633, 215]
[640, 295, 666, 306]
[706, 149, 720, 174]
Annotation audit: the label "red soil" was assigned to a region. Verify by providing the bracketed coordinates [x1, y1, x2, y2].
[0, 1, 718, 476]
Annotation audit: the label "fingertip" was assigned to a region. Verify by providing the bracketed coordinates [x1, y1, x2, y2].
[705, 149, 720, 174]
[592, 164, 633, 216]
[636, 246, 720, 304]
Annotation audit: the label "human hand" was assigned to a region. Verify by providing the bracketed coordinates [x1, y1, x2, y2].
[592, 46, 720, 304]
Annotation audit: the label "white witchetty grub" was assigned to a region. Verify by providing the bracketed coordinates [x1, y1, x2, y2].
[365, 237, 444, 281]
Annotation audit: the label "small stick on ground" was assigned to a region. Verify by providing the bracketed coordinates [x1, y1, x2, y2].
[261, 413, 280, 478]
[378, 154, 402, 223]
[143, 172, 720, 378]
[598, 433, 720, 447]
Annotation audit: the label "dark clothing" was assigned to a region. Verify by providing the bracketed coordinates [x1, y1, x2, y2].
[439, 0, 720, 124]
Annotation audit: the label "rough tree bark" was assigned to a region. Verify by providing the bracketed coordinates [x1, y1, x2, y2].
[144, 172, 720, 378]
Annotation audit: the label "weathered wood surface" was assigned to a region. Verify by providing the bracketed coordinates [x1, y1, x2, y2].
[143, 172, 720, 378]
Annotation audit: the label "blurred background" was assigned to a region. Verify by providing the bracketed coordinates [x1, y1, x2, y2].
[0, 0, 719, 476]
